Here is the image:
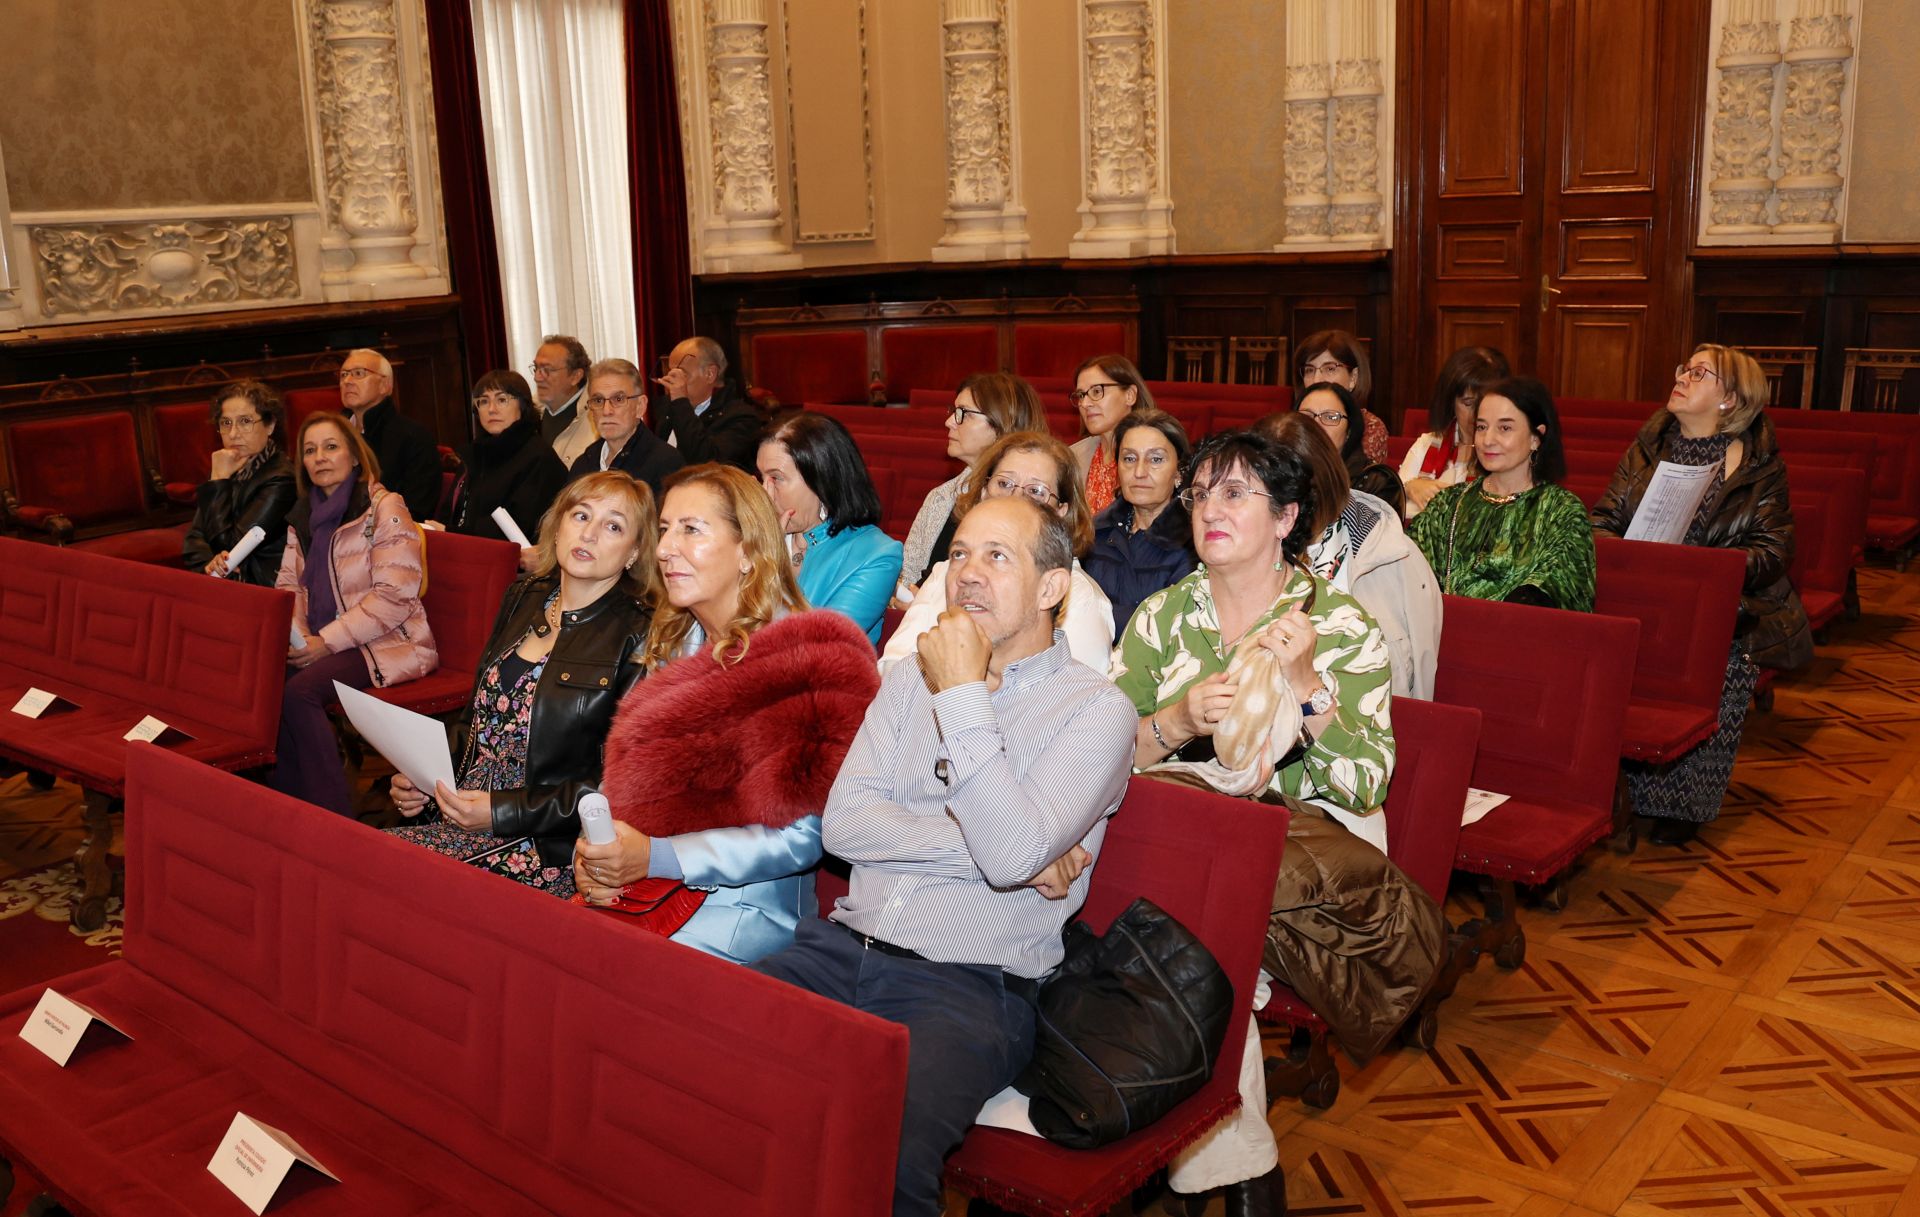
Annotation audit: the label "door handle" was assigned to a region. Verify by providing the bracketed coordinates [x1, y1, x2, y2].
[1540, 274, 1563, 313]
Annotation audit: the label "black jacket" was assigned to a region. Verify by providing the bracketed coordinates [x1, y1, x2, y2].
[568, 423, 686, 499]
[182, 452, 296, 586]
[439, 574, 653, 864]
[654, 382, 761, 472]
[1591, 410, 1813, 669]
[452, 414, 569, 543]
[358, 398, 442, 523]
[1085, 500, 1197, 635]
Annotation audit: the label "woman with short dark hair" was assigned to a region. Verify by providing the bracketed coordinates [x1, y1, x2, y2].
[1296, 330, 1390, 463]
[1297, 382, 1404, 516]
[183, 380, 295, 585]
[1407, 376, 1594, 611]
[757, 411, 903, 643]
[442, 369, 569, 559]
[1084, 406, 1195, 635]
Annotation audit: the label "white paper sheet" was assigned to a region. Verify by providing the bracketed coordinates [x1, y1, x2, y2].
[220, 525, 267, 574]
[1624, 460, 1719, 544]
[489, 507, 532, 548]
[1462, 787, 1511, 827]
[332, 681, 456, 797]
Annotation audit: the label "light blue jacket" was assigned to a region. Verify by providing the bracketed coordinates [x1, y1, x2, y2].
[794, 521, 902, 645]
[651, 819, 821, 966]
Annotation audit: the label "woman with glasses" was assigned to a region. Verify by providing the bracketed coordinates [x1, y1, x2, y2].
[1070, 353, 1155, 514]
[1296, 382, 1404, 516]
[882, 430, 1114, 673]
[1592, 345, 1811, 846]
[756, 411, 902, 643]
[1111, 429, 1441, 1210]
[898, 371, 1047, 596]
[1400, 346, 1510, 518]
[183, 379, 296, 586]
[1296, 331, 1390, 463]
[1407, 376, 1595, 612]
[436, 370, 568, 567]
[566, 358, 685, 498]
[1084, 406, 1196, 635]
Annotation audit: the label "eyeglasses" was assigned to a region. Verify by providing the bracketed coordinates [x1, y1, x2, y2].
[472, 393, 519, 411]
[1301, 360, 1350, 380]
[949, 404, 990, 425]
[1178, 482, 1273, 510]
[1674, 363, 1724, 386]
[528, 362, 565, 379]
[1069, 382, 1123, 406]
[337, 367, 379, 383]
[1300, 409, 1347, 425]
[587, 391, 644, 408]
[217, 415, 262, 432]
[986, 474, 1059, 506]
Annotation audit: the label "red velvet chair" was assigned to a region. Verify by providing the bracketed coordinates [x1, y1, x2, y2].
[1786, 464, 1868, 634]
[1012, 323, 1128, 380]
[152, 402, 216, 505]
[283, 385, 343, 438]
[940, 777, 1289, 1217]
[1771, 410, 1920, 562]
[2, 411, 186, 565]
[1438, 596, 1638, 970]
[1260, 697, 1483, 1108]
[369, 530, 521, 716]
[880, 325, 999, 401]
[751, 329, 872, 405]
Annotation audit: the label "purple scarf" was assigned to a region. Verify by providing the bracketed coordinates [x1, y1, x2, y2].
[302, 468, 359, 631]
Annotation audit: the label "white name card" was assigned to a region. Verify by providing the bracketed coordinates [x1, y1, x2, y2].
[10, 688, 58, 718]
[18, 988, 130, 1066]
[207, 1113, 338, 1215]
[123, 715, 172, 744]
[1462, 787, 1512, 828]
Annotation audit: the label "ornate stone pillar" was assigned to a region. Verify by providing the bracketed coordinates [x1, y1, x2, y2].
[697, 0, 800, 271]
[0, 137, 22, 332]
[1280, 0, 1331, 244]
[1069, 0, 1174, 259]
[1706, 0, 1781, 235]
[1774, 0, 1852, 239]
[308, 0, 439, 291]
[934, 0, 1028, 262]
[1327, 0, 1384, 243]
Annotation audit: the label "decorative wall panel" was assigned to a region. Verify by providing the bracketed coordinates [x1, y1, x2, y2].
[781, 0, 875, 243]
[1280, 0, 1390, 249]
[934, 0, 1029, 262]
[1069, 0, 1175, 257]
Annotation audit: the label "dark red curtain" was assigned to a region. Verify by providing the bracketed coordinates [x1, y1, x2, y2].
[624, 0, 696, 369]
[423, 0, 509, 383]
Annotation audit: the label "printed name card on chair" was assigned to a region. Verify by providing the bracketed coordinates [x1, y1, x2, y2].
[207, 1113, 339, 1214]
[18, 988, 131, 1066]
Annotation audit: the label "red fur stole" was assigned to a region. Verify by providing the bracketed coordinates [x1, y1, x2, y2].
[599, 609, 881, 836]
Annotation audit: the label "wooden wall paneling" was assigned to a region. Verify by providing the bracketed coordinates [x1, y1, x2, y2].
[1554, 305, 1648, 400]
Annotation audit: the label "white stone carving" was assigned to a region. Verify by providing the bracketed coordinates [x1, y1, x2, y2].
[935, 0, 1029, 261]
[1281, 0, 1331, 243]
[1706, 14, 1780, 234]
[1070, 0, 1174, 258]
[1774, 0, 1851, 238]
[30, 218, 301, 318]
[697, 0, 800, 270]
[1327, 0, 1383, 243]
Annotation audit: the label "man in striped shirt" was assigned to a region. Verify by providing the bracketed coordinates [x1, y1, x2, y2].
[756, 495, 1137, 1217]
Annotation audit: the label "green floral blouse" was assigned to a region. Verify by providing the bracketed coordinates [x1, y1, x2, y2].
[1406, 482, 1596, 612]
[1110, 565, 1396, 814]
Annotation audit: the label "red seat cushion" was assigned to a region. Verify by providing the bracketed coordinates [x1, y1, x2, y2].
[7, 412, 149, 524]
[751, 330, 871, 405]
[1255, 982, 1328, 1032]
[1619, 698, 1718, 763]
[73, 526, 189, 567]
[881, 325, 999, 401]
[1012, 323, 1127, 380]
[1455, 798, 1612, 885]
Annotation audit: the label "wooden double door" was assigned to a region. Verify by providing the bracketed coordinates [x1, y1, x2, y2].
[1394, 0, 1710, 408]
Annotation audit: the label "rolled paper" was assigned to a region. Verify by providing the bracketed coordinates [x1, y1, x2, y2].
[217, 525, 268, 575]
[289, 622, 308, 652]
[490, 507, 533, 549]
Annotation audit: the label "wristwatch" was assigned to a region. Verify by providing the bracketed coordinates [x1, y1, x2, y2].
[1299, 683, 1333, 718]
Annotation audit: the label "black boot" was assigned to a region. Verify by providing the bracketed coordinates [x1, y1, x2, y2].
[1648, 818, 1698, 846]
[1222, 1163, 1286, 1217]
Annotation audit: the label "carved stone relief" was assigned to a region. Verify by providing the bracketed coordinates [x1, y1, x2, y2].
[31, 218, 301, 318]
[935, 0, 1028, 261]
[1070, 0, 1174, 258]
[692, 0, 799, 269]
[1327, 1, 1384, 243]
[1281, 0, 1387, 249]
[1775, 3, 1851, 237]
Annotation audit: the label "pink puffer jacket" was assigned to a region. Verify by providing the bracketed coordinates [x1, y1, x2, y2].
[276, 482, 438, 687]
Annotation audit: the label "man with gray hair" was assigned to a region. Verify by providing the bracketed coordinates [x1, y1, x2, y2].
[755, 495, 1136, 1217]
[335, 347, 440, 522]
[652, 336, 760, 473]
[530, 334, 597, 466]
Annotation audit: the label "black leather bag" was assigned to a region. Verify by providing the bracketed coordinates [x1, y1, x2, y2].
[1014, 897, 1235, 1149]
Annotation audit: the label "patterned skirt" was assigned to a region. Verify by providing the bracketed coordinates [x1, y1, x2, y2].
[387, 820, 577, 898]
[1625, 641, 1758, 825]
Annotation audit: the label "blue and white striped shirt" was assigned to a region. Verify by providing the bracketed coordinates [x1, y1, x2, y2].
[822, 631, 1138, 978]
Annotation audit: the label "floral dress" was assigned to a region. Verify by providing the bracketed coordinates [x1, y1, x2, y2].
[386, 646, 577, 897]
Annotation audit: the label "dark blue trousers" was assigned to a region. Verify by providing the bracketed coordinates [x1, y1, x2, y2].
[756, 917, 1037, 1217]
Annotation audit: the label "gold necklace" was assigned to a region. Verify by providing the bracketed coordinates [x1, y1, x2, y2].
[1477, 481, 1529, 505]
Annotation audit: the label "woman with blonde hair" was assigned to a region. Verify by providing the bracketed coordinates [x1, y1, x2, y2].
[389, 470, 658, 890]
[574, 464, 881, 964]
[1592, 344, 1811, 845]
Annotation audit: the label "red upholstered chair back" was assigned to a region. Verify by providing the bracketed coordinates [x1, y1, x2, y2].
[123, 746, 909, 1217]
[1381, 698, 1481, 904]
[1013, 323, 1128, 379]
[1434, 596, 1637, 816]
[152, 403, 216, 495]
[752, 329, 871, 405]
[1387, 432, 1416, 467]
[1771, 410, 1920, 529]
[6, 412, 149, 524]
[1594, 538, 1745, 712]
[283, 386, 343, 438]
[1556, 396, 1661, 422]
[421, 529, 520, 680]
[1788, 463, 1869, 588]
[1208, 398, 1283, 433]
[880, 325, 999, 400]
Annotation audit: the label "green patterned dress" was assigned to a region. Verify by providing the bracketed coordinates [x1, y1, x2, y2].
[1111, 564, 1395, 815]
[1406, 481, 1596, 612]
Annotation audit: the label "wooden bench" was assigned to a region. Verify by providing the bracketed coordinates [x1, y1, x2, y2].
[0, 538, 293, 930]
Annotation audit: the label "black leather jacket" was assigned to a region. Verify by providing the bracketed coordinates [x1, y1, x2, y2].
[182, 453, 296, 586]
[1591, 410, 1812, 669]
[442, 574, 652, 863]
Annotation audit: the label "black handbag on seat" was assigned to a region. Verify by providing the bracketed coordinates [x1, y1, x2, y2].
[1014, 896, 1235, 1149]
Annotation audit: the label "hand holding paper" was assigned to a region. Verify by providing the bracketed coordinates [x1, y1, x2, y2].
[333, 681, 456, 799]
[490, 507, 533, 549]
[217, 525, 267, 575]
[1624, 461, 1718, 544]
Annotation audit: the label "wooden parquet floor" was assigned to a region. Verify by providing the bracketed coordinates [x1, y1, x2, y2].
[1267, 564, 1920, 1217]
